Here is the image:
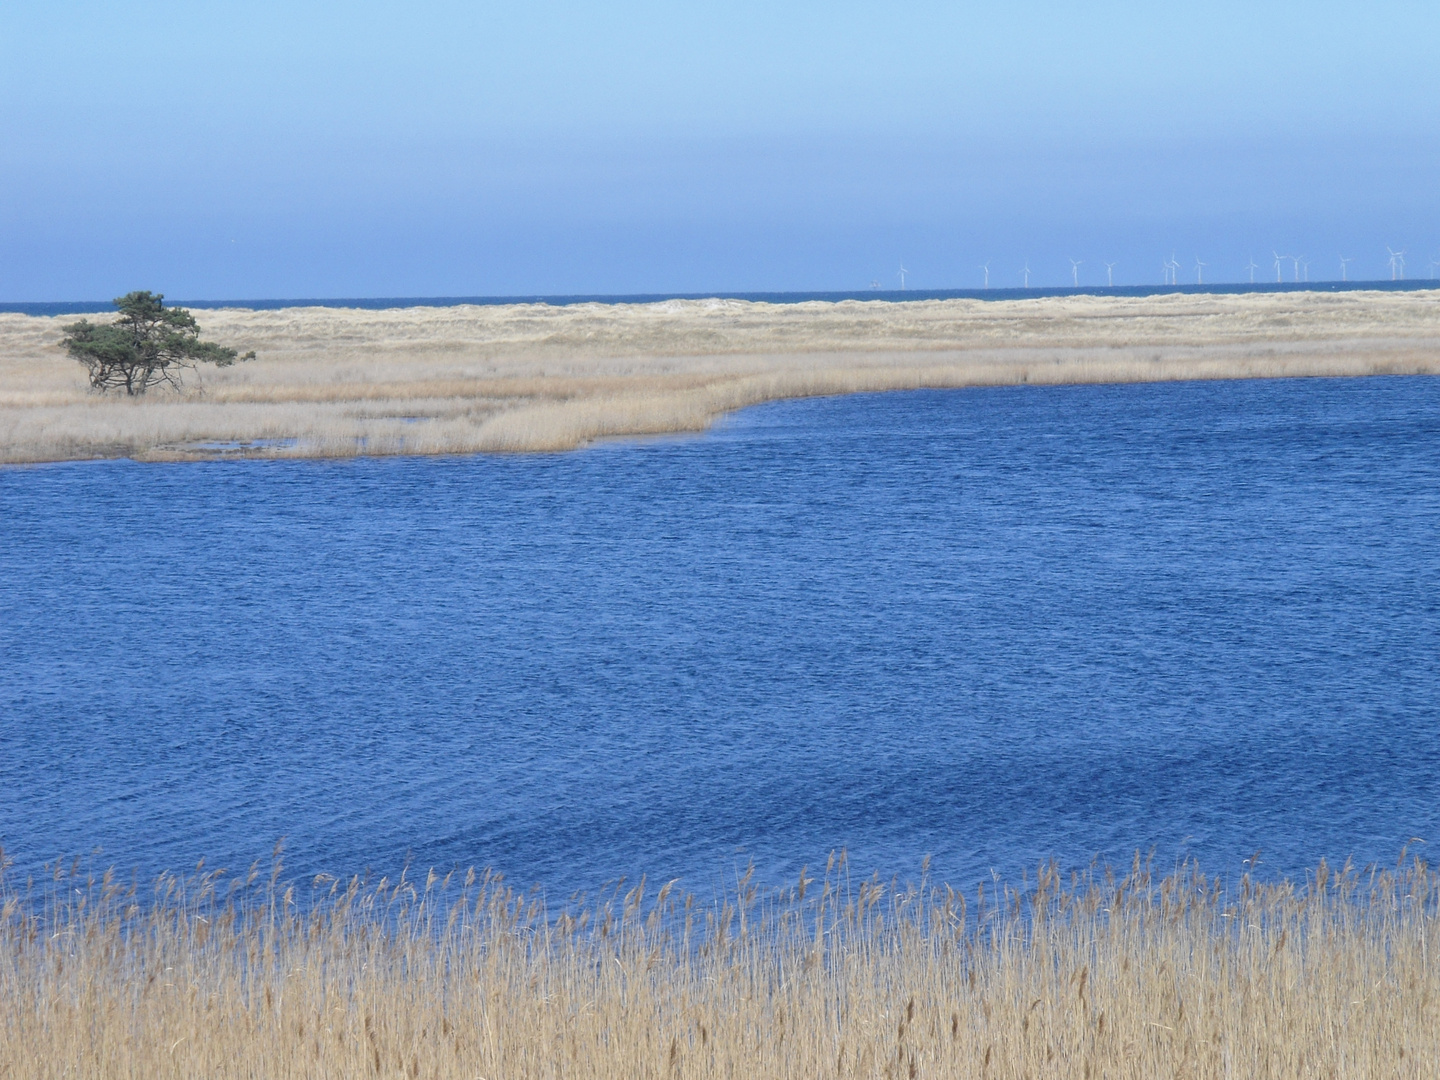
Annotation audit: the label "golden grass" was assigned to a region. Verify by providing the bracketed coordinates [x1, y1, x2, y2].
[2, 290, 1438, 462]
[2, 849, 1435, 1079]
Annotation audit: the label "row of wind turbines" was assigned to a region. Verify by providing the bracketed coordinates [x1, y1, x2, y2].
[1240, 248, 1410, 285]
[889, 247, 1428, 290]
[965, 259, 1119, 289]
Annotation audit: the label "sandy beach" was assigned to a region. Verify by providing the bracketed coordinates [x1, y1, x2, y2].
[2, 289, 1438, 463]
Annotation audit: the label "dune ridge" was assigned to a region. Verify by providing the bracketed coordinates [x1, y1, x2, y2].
[2, 290, 1437, 462]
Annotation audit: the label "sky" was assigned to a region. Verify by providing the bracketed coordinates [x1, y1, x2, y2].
[2, 1, 1438, 299]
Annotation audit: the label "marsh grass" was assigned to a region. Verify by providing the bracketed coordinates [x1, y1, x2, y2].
[3, 847, 1435, 1078]
[3, 290, 1439, 462]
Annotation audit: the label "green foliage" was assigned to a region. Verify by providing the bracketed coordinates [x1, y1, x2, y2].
[60, 291, 255, 396]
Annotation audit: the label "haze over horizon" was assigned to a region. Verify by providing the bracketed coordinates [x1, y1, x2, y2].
[3, 1, 1437, 300]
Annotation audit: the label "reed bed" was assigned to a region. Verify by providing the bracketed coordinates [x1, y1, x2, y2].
[2, 849, 1435, 1079]
[3, 290, 1439, 462]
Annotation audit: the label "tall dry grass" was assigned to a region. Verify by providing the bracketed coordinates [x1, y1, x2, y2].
[3, 290, 1439, 462]
[3, 848, 1435, 1078]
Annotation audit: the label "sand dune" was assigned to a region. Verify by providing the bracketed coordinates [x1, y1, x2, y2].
[2, 290, 1437, 462]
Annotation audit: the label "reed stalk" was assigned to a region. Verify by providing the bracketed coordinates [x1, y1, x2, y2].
[3, 848, 1435, 1078]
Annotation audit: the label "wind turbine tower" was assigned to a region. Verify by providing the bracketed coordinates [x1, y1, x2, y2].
[1069, 258, 1083, 287]
[1195, 258, 1206, 285]
[1022, 262, 1031, 288]
[1339, 256, 1352, 282]
[1104, 261, 1116, 287]
[898, 264, 908, 290]
[981, 262, 991, 289]
[1245, 257, 1259, 284]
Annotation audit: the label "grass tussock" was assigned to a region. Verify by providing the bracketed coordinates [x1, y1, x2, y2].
[3, 849, 1436, 1079]
[2, 290, 1439, 462]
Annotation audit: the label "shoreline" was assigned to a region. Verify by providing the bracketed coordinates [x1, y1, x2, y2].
[6, 275, 1437, 318]
[3, 289, 1438, 463]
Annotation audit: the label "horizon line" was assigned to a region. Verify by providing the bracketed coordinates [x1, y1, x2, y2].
[3, 278, 1436, 317]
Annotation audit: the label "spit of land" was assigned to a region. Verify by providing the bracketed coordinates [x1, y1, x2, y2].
[2, 289, 1437, 463]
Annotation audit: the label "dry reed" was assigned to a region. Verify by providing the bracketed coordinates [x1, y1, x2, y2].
[3, 290, 1439, 462]
[2, 847, 1435, 1078]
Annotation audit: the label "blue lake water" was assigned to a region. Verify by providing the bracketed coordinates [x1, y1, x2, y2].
[2, 377, 1438, 895]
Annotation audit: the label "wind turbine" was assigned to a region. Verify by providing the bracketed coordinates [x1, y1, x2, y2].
[1299, 257, 1310, 283]
[898, 264, 908, 290]
[1021, 262, 1031, 288]
[1195, 258, 1207, 285]
[1339, 256, 1352, 282]
[1245, 257, 1259, 284]
[1273, 252, 1285, 284]
[1289, 255, 1302, 283]
[1387, 247, 1406, 281]
[1103, 261, 1116, 287]
[981, 262, 991, 289]
[1165, 253, 1181, 286]
[1069, 258, 1083, 287]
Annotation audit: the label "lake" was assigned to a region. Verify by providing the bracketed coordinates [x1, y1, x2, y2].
[2, 376, 1437, 895]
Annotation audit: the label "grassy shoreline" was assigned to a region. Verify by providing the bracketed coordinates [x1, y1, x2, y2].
[2, 290, 1439, 463]
[3, 851, 1436, 1078]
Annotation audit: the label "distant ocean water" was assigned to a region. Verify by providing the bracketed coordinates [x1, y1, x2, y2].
[2, 376, 1438, 895]
[1, 279, 1435, 317]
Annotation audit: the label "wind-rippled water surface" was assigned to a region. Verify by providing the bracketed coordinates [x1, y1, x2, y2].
[2, 377, 1438, 893]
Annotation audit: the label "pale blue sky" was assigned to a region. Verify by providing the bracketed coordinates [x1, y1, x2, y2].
[2, 1, 1437, 298]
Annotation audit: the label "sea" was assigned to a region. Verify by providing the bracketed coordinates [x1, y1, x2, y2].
[1, 278, 1435, 317]
[2, 375, 1438, 897]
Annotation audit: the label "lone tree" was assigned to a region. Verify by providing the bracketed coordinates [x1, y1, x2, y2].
[60, 291, 254, 395]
